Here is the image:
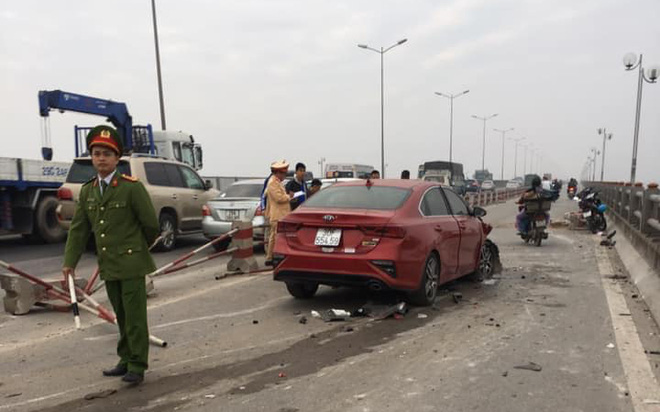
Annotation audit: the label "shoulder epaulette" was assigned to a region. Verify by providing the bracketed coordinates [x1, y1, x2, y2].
[83, 176, 97, 187]
[121, 174, 139, 182]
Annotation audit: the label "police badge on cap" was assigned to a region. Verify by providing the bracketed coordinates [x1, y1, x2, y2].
[86, 125, 123, 155]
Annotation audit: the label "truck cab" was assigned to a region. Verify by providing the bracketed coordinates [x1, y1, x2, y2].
[152, 131, 203, 171]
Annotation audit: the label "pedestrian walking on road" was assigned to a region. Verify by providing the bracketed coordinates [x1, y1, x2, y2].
[401, 170, 410, 179]
[370, 170, 381, 179]
[285, 162, 308, 211]
[62, 125, 159, 385]
[265, 160, 292, 266]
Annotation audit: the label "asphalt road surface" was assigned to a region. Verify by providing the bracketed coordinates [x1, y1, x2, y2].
[1, 198, 659, 412]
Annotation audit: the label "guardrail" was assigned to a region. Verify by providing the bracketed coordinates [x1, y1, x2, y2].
[464, 187, 526, 207]
[588, 181, 660, 269]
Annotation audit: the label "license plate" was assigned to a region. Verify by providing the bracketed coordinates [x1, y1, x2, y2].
[224, 210, 242, 221]
[314, 228, 342, 247]
[583, 211, 592, 218]
[535, 220, 546, 227]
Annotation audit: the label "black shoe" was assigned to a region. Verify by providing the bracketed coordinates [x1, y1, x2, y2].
[122, 372, 144, 385]
[264, 260, 273, 266]
[102, 364, 128, 377]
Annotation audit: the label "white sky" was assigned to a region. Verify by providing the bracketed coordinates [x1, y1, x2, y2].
[1, 0, 659, 181]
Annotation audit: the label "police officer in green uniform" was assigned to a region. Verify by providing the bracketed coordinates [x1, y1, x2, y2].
[62, 125, 159, 385]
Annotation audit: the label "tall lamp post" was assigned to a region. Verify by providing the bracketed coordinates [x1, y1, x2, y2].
[622, 52, 659, 182]
[151, 0, 167, 130]
[318, 157, 326, 178]
[509, 137, 525, 179]
[435, 90, 470, 164]
[471, 113, 498, 171]
[358, 38, 408, 178]
[493, 127, 513, 180]
[597, 128, 612, 181]
[590, 148, 600, 181]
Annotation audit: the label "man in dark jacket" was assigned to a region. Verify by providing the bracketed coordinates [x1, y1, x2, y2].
[285, 162, 308, 210]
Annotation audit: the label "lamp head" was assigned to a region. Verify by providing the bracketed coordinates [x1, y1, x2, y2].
[397, 38, 408, 45]
[357, 44, 368, 49]
[646, 65, 659, 82]
[623, 52, 638, 70]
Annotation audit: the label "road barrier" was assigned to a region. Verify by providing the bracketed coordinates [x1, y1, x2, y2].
[464, 188, 525, 207]
[588, 181, 660, 269]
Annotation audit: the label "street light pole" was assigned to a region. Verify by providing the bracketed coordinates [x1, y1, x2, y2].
[471, 113, 498, 172]
[597, 128, 613, 181]
[509, 137, 525, 179]
[493, 127, 513, 180]
[151, 0, 167, 130]
[358, 39, 408, 178]
[318, 157, 326, 178]
[435, 90, 470, 164]
[623, 52, 659, 182]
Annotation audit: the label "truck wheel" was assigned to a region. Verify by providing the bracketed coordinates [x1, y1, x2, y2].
[35, 197, 66, 243]
[156, 212, 177, 252]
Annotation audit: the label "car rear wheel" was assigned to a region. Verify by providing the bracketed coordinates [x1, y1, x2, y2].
[285, 282, 319, 299]
[409, 253, 439, 306]
[156, 212, 177, 252]
[212, 237, 231, 252]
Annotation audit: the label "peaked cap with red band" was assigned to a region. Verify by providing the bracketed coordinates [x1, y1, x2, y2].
[86, 125, 123, 155]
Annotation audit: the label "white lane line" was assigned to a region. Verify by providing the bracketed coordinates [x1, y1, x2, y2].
[595, 244, 660, 410]
[83, 295, 289, 341]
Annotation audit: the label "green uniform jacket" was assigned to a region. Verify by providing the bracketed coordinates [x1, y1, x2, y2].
[63, 173, 160, 281]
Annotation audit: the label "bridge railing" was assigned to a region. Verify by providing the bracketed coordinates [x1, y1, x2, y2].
[588, 181, 660, 269]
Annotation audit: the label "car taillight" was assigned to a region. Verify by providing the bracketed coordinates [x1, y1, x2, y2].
[57, 187, 73, 201]
[360, 225, 406, 238]
[202, 205, 212, 217]
[277, 221, 301, 233]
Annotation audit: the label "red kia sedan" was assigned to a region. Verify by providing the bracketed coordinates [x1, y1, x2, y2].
[272, 179, 496, 305]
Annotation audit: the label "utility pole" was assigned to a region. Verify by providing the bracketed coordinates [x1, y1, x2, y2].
[151, 0, 167, 130]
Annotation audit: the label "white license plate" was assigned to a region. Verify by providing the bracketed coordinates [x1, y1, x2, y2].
[314, 228, 342, 247]
[224, 210, 243, 221]
[535, 220, 546, 228]
[583, 211, 592, 218]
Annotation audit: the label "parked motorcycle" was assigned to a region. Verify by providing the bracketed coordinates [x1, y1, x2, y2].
[577, 189, 607, 233]
[520, 197, 552, 246]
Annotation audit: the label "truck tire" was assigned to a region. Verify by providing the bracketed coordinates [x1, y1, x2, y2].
[35, 196, 66, 243]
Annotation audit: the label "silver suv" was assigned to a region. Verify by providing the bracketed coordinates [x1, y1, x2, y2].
[57, 154, 219, 251]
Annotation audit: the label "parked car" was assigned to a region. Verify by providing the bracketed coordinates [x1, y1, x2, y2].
[57, 154, 219, 251]
[481, 180, 496, 191]
[505, 180, 522, 189]
[272, 179, 496, 306]
[319, 178, 362, 190]
[202, 179, 267, 250]
[465, 179, 480, 193]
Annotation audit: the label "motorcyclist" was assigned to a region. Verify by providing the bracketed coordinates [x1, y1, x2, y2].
[516, 176, 546, 235]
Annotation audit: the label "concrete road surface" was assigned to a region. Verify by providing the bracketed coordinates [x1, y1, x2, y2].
[1, 198, 659, 412]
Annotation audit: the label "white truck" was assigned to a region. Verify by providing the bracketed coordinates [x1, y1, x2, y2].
[0, 157, 71, 242]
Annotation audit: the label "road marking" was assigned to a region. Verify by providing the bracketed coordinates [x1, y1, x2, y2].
[83, 295, 289, 341]
[596, 244, 660, 410]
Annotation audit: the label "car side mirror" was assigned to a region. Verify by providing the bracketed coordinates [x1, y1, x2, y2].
[204, 179, 213, 190]
[472, 206, 487, 218]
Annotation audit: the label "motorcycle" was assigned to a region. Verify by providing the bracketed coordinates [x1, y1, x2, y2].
[577, 189, 607, 233]
[567, 185, 577, 199]
[520, 197, 551, 246]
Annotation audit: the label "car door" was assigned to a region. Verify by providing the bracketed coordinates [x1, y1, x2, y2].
[443, 188, 483, 275]
[419, 187, 461, 280]
[143, 161, 185, 227]
[177, 165, 207, 231]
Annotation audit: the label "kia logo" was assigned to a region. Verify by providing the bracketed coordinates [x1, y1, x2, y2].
[323, 215, 336, 222]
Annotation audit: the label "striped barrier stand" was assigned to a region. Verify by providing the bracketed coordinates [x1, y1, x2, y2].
[226, 221, 259, 274]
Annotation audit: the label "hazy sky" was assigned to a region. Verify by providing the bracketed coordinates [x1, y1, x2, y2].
[2, 0, 659, 182]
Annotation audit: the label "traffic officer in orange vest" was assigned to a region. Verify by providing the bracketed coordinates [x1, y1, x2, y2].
[62, 125, 160, 385]
[264, 160, 292, 266]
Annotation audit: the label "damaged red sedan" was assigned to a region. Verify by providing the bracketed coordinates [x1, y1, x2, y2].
[272, 179, 497, 305]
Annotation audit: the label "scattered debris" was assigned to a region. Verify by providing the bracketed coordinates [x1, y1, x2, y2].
[521, 275, 526, 279]
[341, 326, 354, 332]
[452, 292, 463, 304]
[514, 362, 542, 372]
[311, 310, 321, 318]
[632, 294, 639, 299]
[320, 309, 352, 322]
[483, 279, 497, 286]
[204, 394, 216, 399]
[278, 372, 287, 378]
[644, 350, 660, 355]
[239, 386, 246, 391]
[351, 307, 371, 317]
[5, 393, 21, 398]
[606, 343, 615, 349]
[643, 399, 660, 405]
[502, 371, 508, 377]
[619, 313, 632, 316]
[417, 313, 428, 319]
[355, 394, 367, 400]
[373, 302, 408, 320]
[252, 320, 259, 325]
[298, 316, 308, 325]
[84, 389, 117, 400]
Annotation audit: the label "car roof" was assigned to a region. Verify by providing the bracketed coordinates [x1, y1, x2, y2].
[328, 178, 439, 190]
[231, 178, 266, 185]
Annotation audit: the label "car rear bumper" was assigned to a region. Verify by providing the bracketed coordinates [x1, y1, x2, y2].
[202, 216, 266, 239]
